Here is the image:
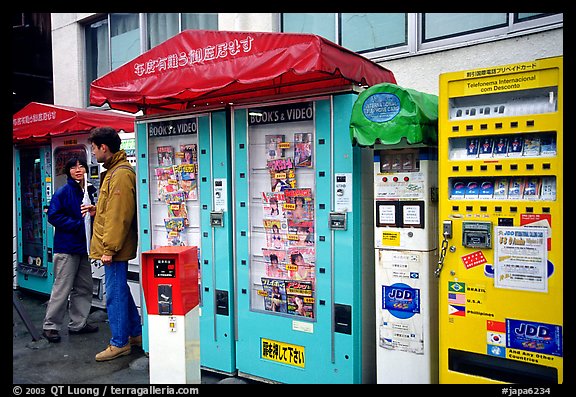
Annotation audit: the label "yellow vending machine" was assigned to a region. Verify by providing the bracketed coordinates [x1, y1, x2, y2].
[437, 56, 563, 383]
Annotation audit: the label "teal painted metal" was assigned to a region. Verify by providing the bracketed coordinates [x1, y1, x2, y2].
[135, 121, 151, 353]
[233, 94, 371, 384]
[16, 146, 54, 295]
[198, 111, 236, 374]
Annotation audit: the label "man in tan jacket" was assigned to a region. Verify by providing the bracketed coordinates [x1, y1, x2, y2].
[84, 126, 141, 361]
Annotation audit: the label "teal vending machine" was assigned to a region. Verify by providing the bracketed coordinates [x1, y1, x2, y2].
[232, 95, 376, 383]
[135, 111, 236, 375]
[15, 146, 54, 295]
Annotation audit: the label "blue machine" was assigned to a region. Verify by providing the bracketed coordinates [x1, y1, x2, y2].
[15, 146, 54, 295]
[232, 94, 375, 383]
[136, 111, 236, 374]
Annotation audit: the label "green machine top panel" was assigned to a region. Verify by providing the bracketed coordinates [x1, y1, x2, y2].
[350, 83, 438, 147]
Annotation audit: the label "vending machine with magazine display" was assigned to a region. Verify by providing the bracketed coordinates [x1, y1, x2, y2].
[437, 57, 563, 383]
[14, 145, 53, 295]
[135, 112, 236, 374]
[87, 29, 397, 381]
[232, 96, 376, 383]
[13, 102, 135, 298]
[350, 83, 440, 383]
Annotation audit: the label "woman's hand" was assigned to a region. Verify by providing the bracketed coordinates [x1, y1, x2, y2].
[81, 204, 96, 217]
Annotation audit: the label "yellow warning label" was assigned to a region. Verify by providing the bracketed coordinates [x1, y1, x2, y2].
[381, 231, 400, 246]
[261, 338, 305, 368]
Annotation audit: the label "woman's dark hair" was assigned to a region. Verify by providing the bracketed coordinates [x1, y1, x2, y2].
[64, 157, 89, 179]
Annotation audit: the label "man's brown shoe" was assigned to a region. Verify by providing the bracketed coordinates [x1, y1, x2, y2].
[129, 335, 142, 347]
[95, 344, 131, 362]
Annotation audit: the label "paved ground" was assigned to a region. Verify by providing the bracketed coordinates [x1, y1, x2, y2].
[12, 288, 260, 385]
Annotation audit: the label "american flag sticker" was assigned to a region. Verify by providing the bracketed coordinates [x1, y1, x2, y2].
[448, 292, 466, 305]
[461, 251, 487, 269]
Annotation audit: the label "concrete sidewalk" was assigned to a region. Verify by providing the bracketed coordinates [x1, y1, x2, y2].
[12, 288, 256, 385]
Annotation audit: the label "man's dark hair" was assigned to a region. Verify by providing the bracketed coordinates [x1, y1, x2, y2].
[64, 157, 89, 179]
[88, 126, 121, 153]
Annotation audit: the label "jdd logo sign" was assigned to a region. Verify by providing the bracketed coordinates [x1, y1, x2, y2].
[507, 319, 563, 357]
[383, 283, 420, 319]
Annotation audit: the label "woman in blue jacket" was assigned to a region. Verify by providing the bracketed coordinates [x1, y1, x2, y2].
[42, 157, 99, 343]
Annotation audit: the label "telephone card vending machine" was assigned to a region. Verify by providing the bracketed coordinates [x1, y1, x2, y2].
[437, 56, 563, 383]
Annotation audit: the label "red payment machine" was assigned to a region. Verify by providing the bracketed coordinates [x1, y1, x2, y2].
[142, 246, 200, 383]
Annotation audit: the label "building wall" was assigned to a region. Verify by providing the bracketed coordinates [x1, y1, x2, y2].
[50, 13, 563, 107]
[385, 29, 563, 95]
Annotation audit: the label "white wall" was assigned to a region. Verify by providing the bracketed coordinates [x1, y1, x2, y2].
[51, 13, 96, 107]
[382, 29, 563, 96]
[51, 13, 563, 106]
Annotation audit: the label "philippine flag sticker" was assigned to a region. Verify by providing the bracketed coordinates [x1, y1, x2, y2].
[448, 304, 466, 316]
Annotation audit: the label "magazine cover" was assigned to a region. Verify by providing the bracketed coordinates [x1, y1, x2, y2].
[507, 177, 525, 199]
[166, 200, 189, 226]
[286, 246, 315, 280]
[478, 180, 495, 200]
[284, 187, 314, 222]
[507, 136, 523, 157]
[262, 248, 288, 278]
[523, 177, 542, 200]
[293, 132, 313, 167]
[179, 143, 198, 164]
[173, 163, 198, 200]
[260, 277, 288, 313]
[157, 145, 175, 166]
[539, 133, 556, 156]
[493, 137, 508, 156]
[493, 178, 509, 199]
[287, 220, 314, 246]
[478, 137, 494, 158]
[285, 280, 314, 318]
[263, 218, 288, 250]
[164, 217, 186, 246]
[155, 166, 178, 201]
[265, 134, 286, 161]
[540, 176, 556, 201]
[261, 191, 286, 220]
[464, 181, 480, 199]
[466, 138, 479, 157]
[450, 180, 466, 199]
[522, 136, 541, 157]
[267, 157, 296, 192]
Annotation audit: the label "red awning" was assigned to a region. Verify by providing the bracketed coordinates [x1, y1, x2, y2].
[90, 30, 396, 114]
[13, 102, 136, 144]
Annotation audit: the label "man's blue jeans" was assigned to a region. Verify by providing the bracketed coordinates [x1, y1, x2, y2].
[105, 261, 141, 348]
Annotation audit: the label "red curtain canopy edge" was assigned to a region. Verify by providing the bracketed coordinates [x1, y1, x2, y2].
[89, 30, 397, 113]
[13, 102, 135, 144]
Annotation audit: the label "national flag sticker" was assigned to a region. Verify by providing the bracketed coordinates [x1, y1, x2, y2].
[448, 281, 465, 293]
[487, 332, 505, 346]
[448, 292, 466, 305]
[487, 344, 506, 358]
[448, 304, 466, 316]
